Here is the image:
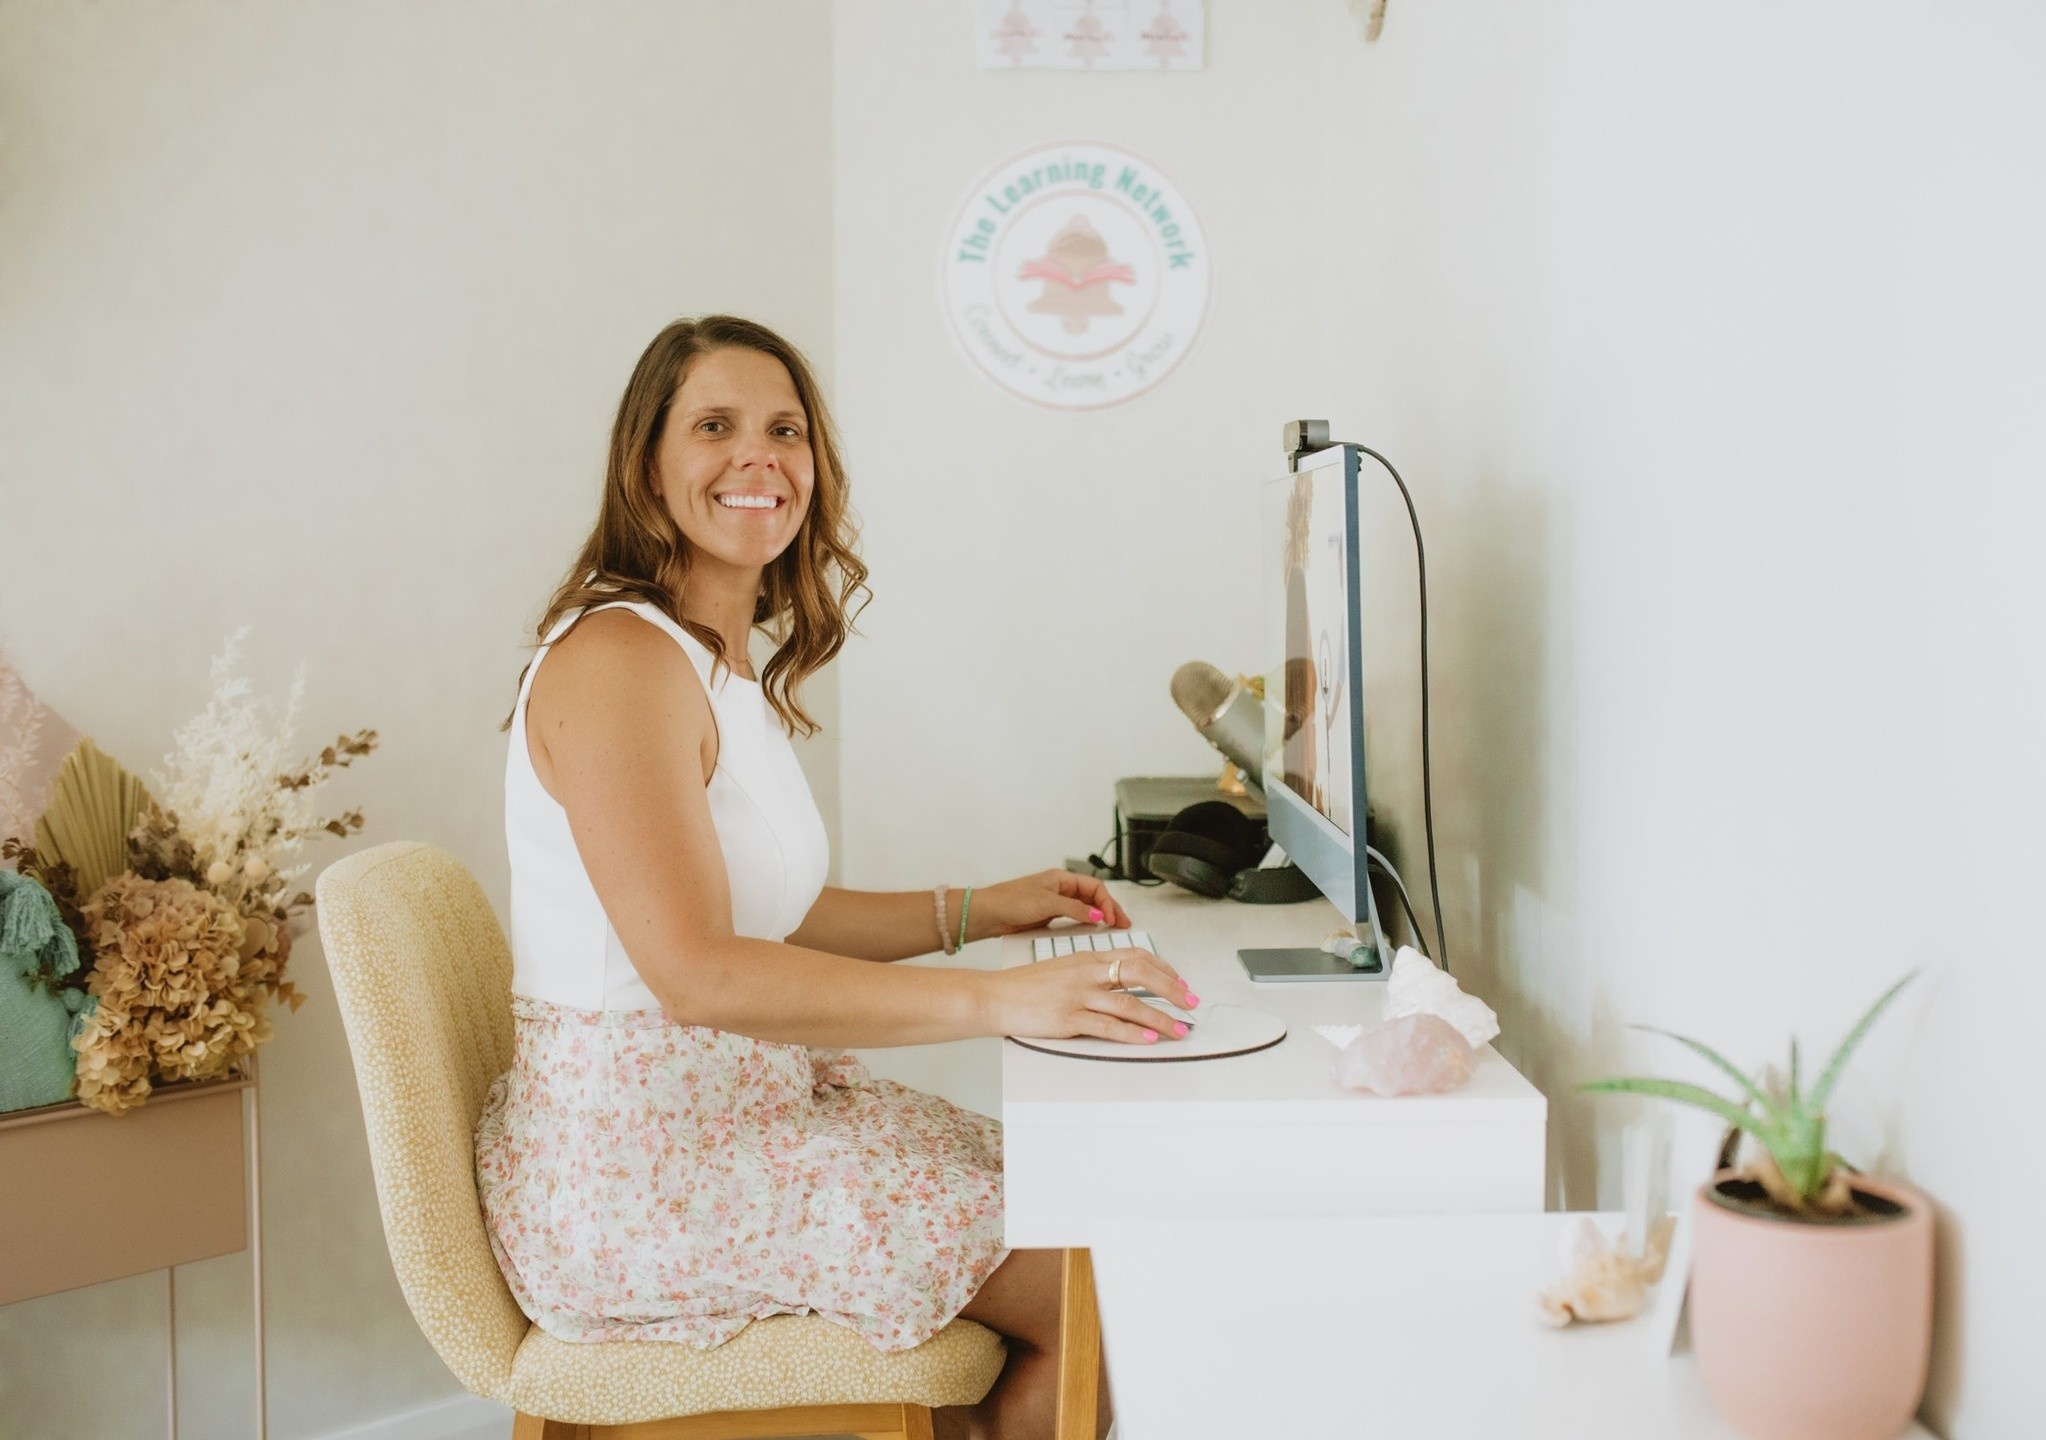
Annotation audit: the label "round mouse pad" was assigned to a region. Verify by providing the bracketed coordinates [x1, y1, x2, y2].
[1006, 1004, 1287, 1063]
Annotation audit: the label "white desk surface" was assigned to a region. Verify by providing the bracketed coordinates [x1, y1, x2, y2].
[1088, 1213, 1939, 1440]
[999, 883, 1548, 1246]
[1002, 883, 1542, 1121]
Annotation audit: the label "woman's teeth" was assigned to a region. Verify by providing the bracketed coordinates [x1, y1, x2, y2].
[717, 494, 779, 509]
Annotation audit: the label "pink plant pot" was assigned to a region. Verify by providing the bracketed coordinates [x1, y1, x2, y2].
[1690, 1172, 1934, 1440]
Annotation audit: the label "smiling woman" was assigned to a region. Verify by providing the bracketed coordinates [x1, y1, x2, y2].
[478, 317, 1193, 1439]
[518, 315, 865, 734]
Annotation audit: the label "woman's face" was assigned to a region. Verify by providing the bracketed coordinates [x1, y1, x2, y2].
[654, 346, 815, 580]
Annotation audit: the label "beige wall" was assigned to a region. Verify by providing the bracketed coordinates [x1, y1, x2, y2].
[0, 3, 833, 1435]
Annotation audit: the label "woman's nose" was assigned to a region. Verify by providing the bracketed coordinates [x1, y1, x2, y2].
[732, 427, 780, 470]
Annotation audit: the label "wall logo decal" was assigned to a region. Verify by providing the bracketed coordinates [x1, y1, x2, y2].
[940, 141, 1210, 410]
[976, 1, 1205, 71]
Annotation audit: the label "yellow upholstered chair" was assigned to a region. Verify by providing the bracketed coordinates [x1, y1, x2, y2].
[315, 842, 1005, 1440]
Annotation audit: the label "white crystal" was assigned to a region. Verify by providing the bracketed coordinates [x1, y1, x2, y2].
[1383, 946, 1500, 1048]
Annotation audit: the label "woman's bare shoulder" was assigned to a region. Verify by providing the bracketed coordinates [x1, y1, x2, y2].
[525, 608, 715, 795]
[546, 606, 679, 672]
[529, 608, 708, 738]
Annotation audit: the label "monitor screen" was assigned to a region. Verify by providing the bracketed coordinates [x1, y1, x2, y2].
[1259, 444, 1374, 930]
[1267, 455, 1354, 835]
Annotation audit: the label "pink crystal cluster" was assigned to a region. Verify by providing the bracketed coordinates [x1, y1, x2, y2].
[1331, 1013, 1474, 1096]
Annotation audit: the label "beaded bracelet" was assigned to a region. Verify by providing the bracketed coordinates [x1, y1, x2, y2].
[956, 885, 974, 953]
[932, 884, 954, 955]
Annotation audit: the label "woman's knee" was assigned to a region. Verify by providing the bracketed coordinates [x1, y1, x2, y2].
[958, 1247, 1062, 1352]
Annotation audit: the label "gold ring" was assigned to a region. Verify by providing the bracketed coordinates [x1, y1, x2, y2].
[1106, 954, 1124, 990]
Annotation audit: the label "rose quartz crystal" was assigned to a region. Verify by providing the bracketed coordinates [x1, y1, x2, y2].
[1332, 1013, 1475, 1096]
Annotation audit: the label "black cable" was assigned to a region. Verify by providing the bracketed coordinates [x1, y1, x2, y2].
[1088, 829, 1164, 886]
[1340, 443, 1449, 973]
[1365, 848, 1429, 961]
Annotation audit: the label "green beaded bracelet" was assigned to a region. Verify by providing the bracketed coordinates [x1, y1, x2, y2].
[956, 885, 974, 952]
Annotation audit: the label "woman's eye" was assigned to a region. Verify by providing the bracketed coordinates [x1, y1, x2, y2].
[699, 420, 726, 435]
[774, 425, 805, 439]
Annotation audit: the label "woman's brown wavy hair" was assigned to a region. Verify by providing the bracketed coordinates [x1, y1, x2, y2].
[517, 315, 868, 736]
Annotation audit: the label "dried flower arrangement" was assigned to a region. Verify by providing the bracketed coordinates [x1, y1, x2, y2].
[0, 632, 375, 1115]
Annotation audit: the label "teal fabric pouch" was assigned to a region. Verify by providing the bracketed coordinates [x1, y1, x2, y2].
[0, 869, 82, 1113]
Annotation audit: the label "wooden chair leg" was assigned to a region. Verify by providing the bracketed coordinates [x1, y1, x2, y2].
[1054, 1247, 1101, 1440]
[512, 1415, 584, 1440]
[852, 1401, 935, 1439]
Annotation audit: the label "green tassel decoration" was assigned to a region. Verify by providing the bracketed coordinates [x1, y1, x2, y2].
[0, 868, 80, 982]
[0, 869, 86, 1112]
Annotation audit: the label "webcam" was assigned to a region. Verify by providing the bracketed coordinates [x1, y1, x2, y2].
[1282, 419, 1331, 468]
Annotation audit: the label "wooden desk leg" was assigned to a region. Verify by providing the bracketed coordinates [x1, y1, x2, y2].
[1055, 1247, 1101, 1440]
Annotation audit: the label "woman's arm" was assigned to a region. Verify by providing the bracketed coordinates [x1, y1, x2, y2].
[788, 887, 953, 963]
[789, 876, 1133, 963]
[526, 611, 1175, 1048]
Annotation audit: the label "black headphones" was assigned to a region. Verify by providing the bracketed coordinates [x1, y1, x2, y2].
[1143, 800, 1321, 904]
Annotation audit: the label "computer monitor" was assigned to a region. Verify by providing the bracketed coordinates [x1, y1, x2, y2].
[1240, 442, 1392, 980]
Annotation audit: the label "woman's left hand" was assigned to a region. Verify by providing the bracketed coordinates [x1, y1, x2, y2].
[968, 870, 1131, 942]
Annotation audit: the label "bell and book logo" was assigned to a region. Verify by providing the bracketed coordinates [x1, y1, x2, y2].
[941, 140, 1210, 410]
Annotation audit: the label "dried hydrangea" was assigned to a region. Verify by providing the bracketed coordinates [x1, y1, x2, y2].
[72, 873, 271, 1116]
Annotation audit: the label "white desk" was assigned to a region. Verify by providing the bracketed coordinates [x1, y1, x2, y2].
[999, 891, 1934, 1440]
[1087, 1213, 1939, 1440]
[1000, 883, 1548, 1249]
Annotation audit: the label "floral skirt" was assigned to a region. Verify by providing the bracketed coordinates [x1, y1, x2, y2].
[474, 997, 1007, 1352]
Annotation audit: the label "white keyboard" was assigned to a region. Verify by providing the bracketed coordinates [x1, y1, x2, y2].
[1027, 930, 1192, 1025]
[1031, 929, 1157, 960]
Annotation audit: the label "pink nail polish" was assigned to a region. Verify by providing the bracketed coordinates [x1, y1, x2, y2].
[1087, 907, 1103, 923]
[1185, 995, 1199, 1008]
[1143, 1029, 1158, 1042]
[1172, 1022, 1188, 1037]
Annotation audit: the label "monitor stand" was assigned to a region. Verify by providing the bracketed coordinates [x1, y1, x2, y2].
[1238, 947, 1385, 982]
[1238, 881, 1393, 982]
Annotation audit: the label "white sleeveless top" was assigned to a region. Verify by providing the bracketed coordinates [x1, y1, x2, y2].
[504, 600, 830, 1012]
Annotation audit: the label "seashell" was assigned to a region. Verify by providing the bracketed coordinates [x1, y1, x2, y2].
[1383, 946, 1500, 1048]
[1320, 928, 1370, 963]
[1534, 1218, 1657, 1328]
[33, 737, 153, 899]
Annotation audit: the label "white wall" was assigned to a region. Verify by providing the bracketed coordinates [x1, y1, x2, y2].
[1306, 9, 2044, 1437]
[832, 4, 2044, 1436]
[831, 1, 1335, 1119]
[0, 3, 833, 1435]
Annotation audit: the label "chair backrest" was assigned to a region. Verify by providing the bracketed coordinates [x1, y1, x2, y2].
[315, 841, 528, 1400]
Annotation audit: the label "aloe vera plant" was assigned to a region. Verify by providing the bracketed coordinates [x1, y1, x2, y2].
[1583, 972, 1917, 1218]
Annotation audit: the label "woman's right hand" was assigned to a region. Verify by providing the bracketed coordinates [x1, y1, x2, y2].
[981, 949, 1199, 1044]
